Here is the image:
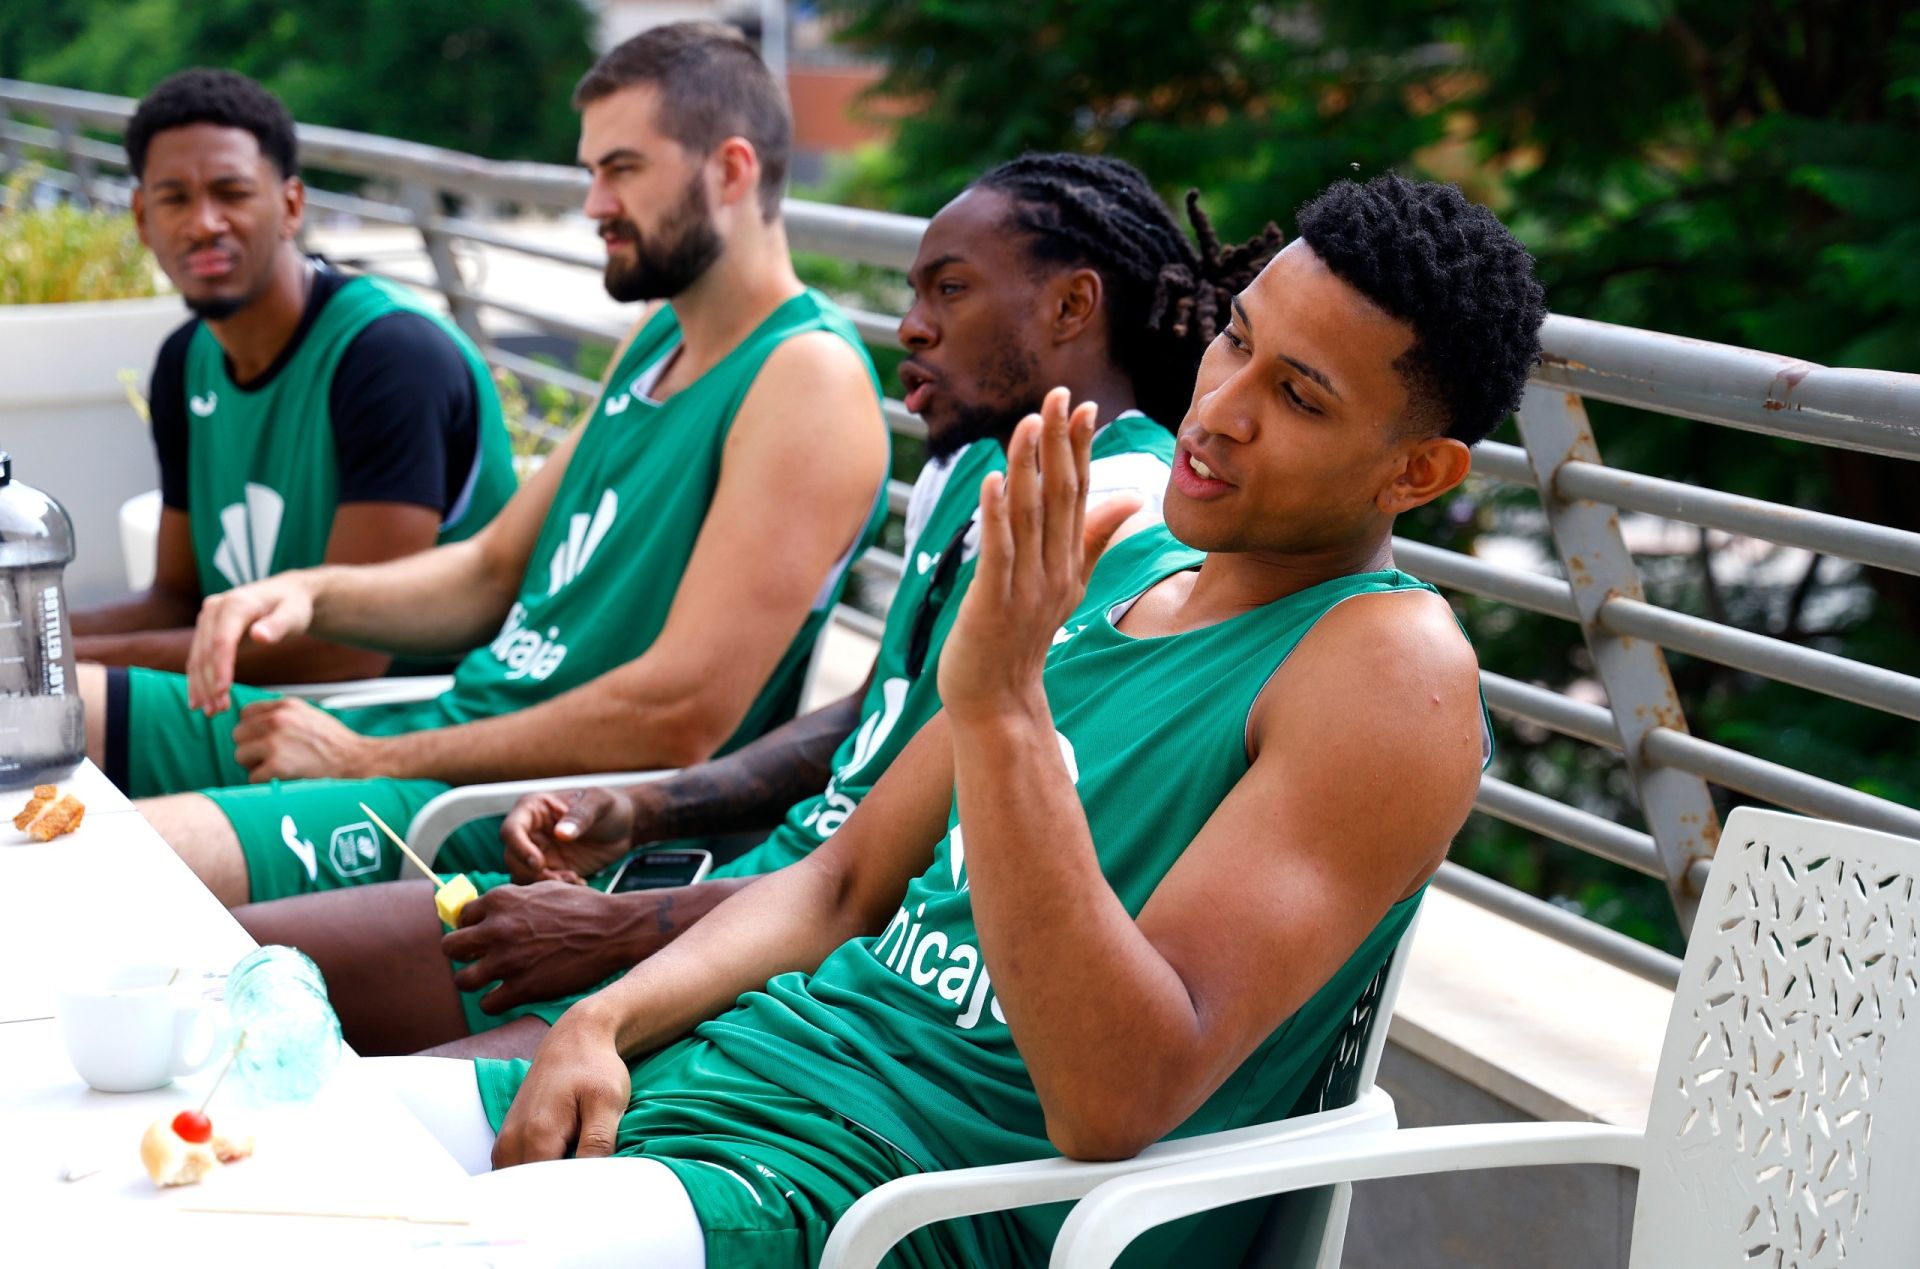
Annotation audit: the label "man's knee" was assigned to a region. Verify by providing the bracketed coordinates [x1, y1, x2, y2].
[139, 793, 250, 907]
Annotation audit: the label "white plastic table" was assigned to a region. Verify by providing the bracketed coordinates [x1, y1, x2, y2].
[0, 762, 480, 1265]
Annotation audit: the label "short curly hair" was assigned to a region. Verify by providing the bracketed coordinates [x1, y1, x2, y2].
[1296, 174, 1545, 445]
[126, 69, 298, 182]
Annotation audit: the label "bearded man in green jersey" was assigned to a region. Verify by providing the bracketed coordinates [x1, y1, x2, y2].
[77, 22, 892, 908]
[363, 173, 1544, 1268]
[238, 154, 1287, 1063]
[70, 69, 517, 684]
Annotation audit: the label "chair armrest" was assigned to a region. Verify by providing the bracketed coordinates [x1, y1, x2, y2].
[402, 770, 680, 873]
[263, 676, 454, 708]
[818, 1088, 1397, 1269]
[317, 677, 454, 710]
[1049, 1120, 1647, 1269]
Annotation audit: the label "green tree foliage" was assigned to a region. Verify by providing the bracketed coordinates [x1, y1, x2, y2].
[823, 0, 1920, 949]
[13, 0, 594, 162]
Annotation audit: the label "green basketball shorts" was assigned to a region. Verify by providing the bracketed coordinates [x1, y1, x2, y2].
[203, 777, 512, 903]
[109, 666, 504, 903]
[111, 666, 284, 797]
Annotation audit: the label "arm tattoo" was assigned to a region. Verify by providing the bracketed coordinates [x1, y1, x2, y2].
[646, 692, 864, 839]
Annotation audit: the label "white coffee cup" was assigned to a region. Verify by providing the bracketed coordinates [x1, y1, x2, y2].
[56, 965, 223, 1093]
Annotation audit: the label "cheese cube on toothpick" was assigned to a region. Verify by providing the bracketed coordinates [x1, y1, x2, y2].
[355, 801, 476, 927]
[434, 873, 478, 927]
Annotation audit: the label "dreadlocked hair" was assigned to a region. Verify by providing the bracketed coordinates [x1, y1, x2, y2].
[974, 153, 1285, 428]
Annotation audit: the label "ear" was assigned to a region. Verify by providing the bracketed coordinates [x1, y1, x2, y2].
[1377, 435, 1471, 516]
[1049, 266, 1104, 345]
[280, 175, 306, 241]
[709, 136, 762, 214]
[131, 186, 151, 249]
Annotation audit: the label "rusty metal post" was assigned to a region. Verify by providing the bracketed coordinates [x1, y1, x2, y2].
[401, 179, 485, 345]
[1513, 383, 1720, 929]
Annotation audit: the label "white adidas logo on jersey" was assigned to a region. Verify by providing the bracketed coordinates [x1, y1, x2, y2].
[547, 490, 617, 595]
[211, 482, 285, 588]
[189, 391, 218, 417]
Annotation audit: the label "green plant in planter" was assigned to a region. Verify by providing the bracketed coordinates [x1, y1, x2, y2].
[0, 167, 162, 304]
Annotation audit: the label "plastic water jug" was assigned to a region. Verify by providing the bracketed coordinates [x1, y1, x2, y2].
[0, 452, 85, 778]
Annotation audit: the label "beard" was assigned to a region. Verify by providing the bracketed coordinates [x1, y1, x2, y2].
[921, 337, 1044, 461]
[601, 176, 724, 303]
[183, 294, 249, 321]
[926, 398, 1021, 461]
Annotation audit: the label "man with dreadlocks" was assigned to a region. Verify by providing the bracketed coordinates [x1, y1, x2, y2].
[366, 170, 1540, 1267]
[236, 152, 1281, 1063]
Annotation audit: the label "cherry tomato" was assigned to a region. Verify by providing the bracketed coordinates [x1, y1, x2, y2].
[171, 1110, 213, 1144]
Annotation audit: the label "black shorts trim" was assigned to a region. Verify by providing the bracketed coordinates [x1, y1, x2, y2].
[104, 665, 131, 793]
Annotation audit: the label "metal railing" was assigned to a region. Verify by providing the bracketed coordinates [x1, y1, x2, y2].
[9, 78, 1920, 989]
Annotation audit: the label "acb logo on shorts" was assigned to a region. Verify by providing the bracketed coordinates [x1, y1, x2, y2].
[329, 821, 382, 877]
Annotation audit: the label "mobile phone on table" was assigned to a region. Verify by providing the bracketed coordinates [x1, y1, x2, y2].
[603, 848, 713, 893]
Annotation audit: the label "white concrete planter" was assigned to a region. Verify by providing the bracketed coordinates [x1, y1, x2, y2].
[0, 294, 181, 605]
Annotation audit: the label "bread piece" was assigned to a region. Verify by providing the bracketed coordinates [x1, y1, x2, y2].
[140, 1120, 218, 1188]
[210, 1132, 254, 1164]
[16, 791, 84, 841]
[11, 785, 57, 831]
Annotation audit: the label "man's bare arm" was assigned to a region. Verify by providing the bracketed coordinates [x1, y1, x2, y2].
[182, 424, 584, 712]
[77, 502, 443, 681]
[356, 332, 888, 782]
[71, 509, 200, 638]
[600, 715, 952, 1053]
[489, 714, 955, 1164]
[498, 681, 870, 883]
[635, 683, 867, 838]
[181, 310, 658, 714]
[957, 591, 1482, 1159]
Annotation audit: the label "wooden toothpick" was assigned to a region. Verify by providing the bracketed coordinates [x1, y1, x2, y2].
[356, 801, 443, 886]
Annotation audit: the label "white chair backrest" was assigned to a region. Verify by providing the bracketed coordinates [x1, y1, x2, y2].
[1298, 907, 1422, 1117]
[1632, 808, 1920, 1269]
[1239, 908, 1422, 1269]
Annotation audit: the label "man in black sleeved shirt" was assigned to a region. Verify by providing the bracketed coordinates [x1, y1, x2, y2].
[73, 68, 516, 685]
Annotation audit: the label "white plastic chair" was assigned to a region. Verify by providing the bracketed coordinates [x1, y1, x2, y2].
[1049, 807, 1920, 1269]
[272, 676, 454, 710]
[817, 912, 1424, 1269]
[119, 488, 164, 593]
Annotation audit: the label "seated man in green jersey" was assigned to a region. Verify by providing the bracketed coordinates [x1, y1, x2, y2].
[365, 173, 1544, 1268]
[238, 153, 1287, 1062]
[71, 69, 517, 683]
[76, 22, 892, 908]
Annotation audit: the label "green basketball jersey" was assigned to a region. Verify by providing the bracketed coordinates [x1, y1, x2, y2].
[696, 525, 1453, 1264]
[182, 275, 515, 597]
[716, 412, 1174, 878]
[436, 289, 885, 750]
